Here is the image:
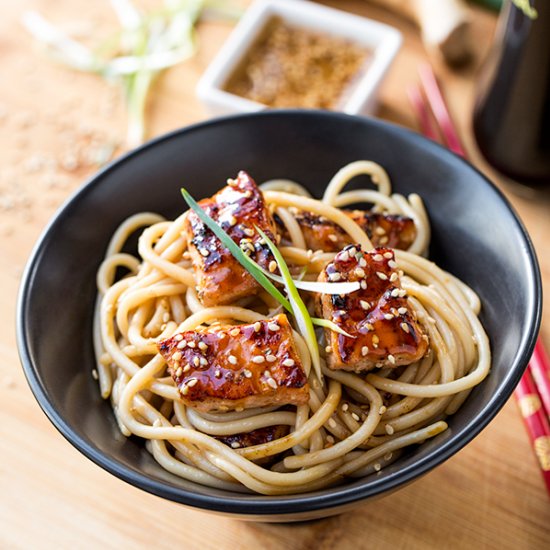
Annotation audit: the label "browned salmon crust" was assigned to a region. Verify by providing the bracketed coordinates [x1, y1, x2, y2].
[316, 245, 428, 371]
[276, 209, 416, 252]
[183, 171, 279, 307]
[215, 425, 289, 450]
[157, 314, 309, 412]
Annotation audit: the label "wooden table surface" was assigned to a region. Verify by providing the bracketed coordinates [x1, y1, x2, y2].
[1, 1, 549, 548]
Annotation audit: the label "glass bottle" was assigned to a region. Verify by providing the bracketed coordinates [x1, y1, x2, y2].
[473, 0, 550, 190]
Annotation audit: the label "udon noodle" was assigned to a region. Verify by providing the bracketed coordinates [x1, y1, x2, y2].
[93, 160, 490, 495]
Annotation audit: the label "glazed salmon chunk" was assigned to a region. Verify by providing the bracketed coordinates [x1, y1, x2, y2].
[316, 245, 428, 371]
[157, 314, 309, 412]
[216, 425, 289, 451]
[183, 171, 279, 307]
[277, 209, 416, 252]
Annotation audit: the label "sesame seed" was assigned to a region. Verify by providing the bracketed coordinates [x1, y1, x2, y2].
[200, 357, 208, 366]
[342, 403, 349, 412]
[328, 234, 338, 242]
[230, 328, 240, 336]
[376, 272, 388, 280]
[399, 289, 407, 297]
[181, 385, 189, 395]
[214, 369, 221, 378]
[391, 288, 400, 298]
[187, 341, 196, 348]
[325, 345, 332, 353]
[329, 272, 342, 282]
[380, 236, 389, 244]
[375, 227, 386, 235]
[183, 365, 191, 373]
[230, 441, 241, 449]
[360, 280, 367, 290]
[177, 340, 187, 349]
[252, 356, 265, 364]
[228, 215, 237, 226]
[198, 342, 208, 351]
[388, 354, 396, 364]
[383, 252, 393, 259]
[269, 261, 277, 273]
[267, 322, 280, 331]
[267, 378, 278, 389]
[282, 358, 295, 367]
[193, 357, 200, 367]
[175, 366, 183, 377]
[398, 307, 408, 315]
[385, 424, 395, 435]
[348, 247, 357, 256]
[339, 251, 349, 262]
[360, 300, 369, 310]
[384, 313, 394, 320]
[374, 463, 382, 472]
[366, 323, 374, 331]
[266, 354, 277, 362]
[390, 272, 398, 282]
[379, 405, 387, 415]
[187, 378, 198, 388]
[328, 418, 337, 428]
[199, 248, 209, 257]
[359, 257, 367, 267]
[373, 254, 383, 261]
[228, 355, 237, 365]
[361, 346, 369, 356]
[263, 370, 271, 378]
[243, 190, 252, 198]
[227, 178, 236, 185]
[243, 369, 253, 378]
[253, 322, 262, 332]
[372, 335, 379, 347]
[388, 260, 398, 269]
[351, 412, 360, 421]
[244, 227, 255, 237]
[355, 267, 366, 278]
[172, 351, 182, 361]
[92, 369, 99, 380]
[174, 334, 183, 341]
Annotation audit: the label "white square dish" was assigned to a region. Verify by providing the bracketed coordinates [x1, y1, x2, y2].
[196, 0, 402, 116]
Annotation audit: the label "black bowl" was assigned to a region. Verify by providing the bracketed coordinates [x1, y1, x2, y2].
[17, 111, 541, 521]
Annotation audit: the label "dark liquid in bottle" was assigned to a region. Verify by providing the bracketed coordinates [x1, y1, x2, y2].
[473, 0, 550, 189]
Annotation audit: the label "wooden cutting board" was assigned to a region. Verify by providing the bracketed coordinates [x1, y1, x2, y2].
[0, 1, 548, 548]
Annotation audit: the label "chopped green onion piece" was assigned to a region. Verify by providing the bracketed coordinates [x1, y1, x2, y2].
[180, 188, 292, 313]
[311, 318, 355, 338]
[256, 227, 322, 382]
[260, 269, 360, 295]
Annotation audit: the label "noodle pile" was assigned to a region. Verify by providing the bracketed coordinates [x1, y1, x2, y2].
[93, 160, 491, 495]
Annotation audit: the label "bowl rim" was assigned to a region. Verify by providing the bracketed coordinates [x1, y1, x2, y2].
[16, 109, 542, 516]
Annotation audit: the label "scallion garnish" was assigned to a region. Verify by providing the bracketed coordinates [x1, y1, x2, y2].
[260, 270, 360, 295]
[255, 227, 322, 382]
[311, 318, 355, 338]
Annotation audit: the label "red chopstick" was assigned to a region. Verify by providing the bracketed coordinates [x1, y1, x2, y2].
[409, 61, 550, 495]
[417, 63, 465, 156]
[514, 372, 550, 493]
[406, 85, 439, 142]
[530, 339, 550, 420]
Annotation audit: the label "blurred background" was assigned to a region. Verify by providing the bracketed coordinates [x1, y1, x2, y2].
[1, 1, 548, 548]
